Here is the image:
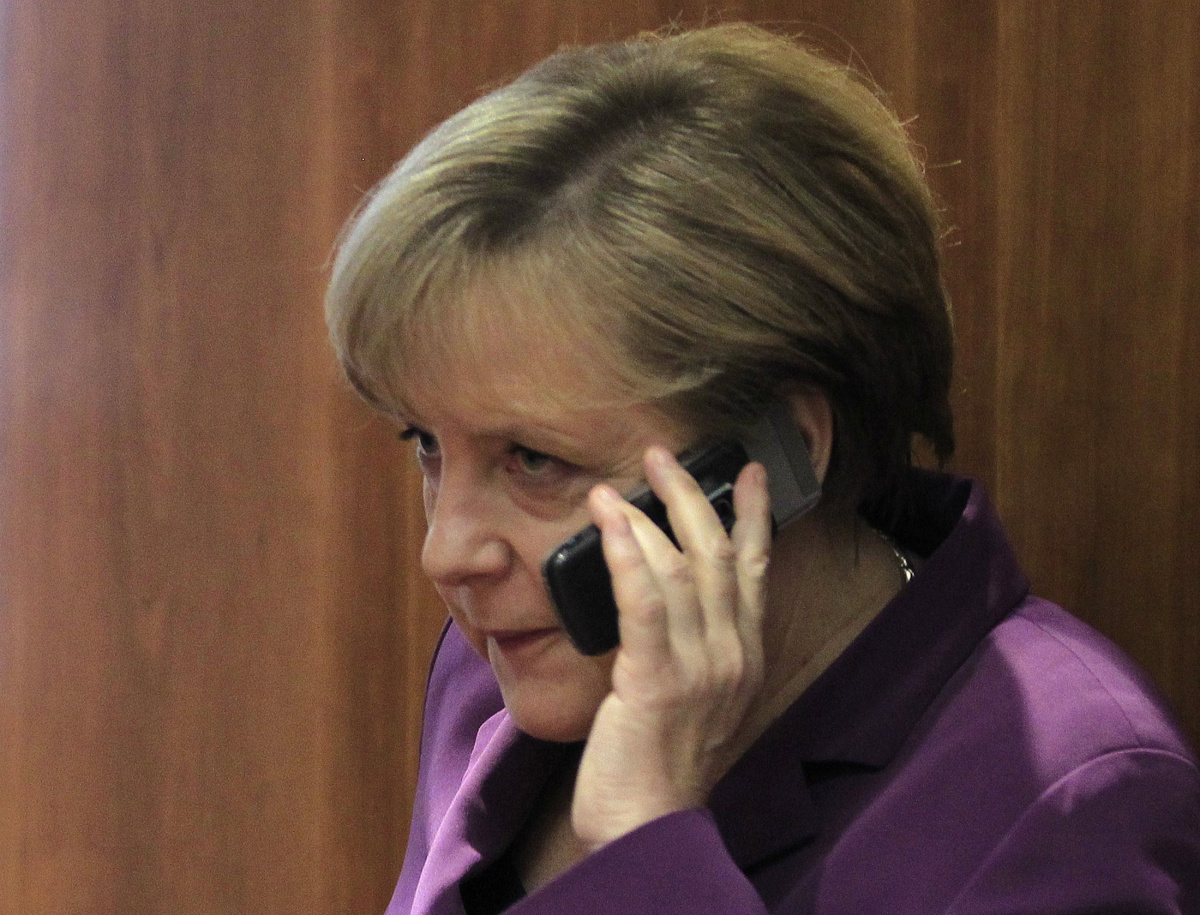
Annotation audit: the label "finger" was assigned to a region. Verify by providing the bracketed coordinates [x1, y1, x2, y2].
[587, 483, 672, 659]
[623, 504, 707, 651]
[731, 462, 772, 681]
[731, 461, 772, 572]
[643, 447, 739, 639]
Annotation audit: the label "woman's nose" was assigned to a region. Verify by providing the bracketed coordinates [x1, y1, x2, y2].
[419, 480, 511, 585]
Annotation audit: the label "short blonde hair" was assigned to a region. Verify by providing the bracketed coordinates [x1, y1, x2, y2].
[326, 23, 954, 513]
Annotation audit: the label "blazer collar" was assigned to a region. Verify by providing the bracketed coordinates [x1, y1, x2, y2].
[411, 710, 568, 915]
[412, 474, 1029, 894]
[710, 473, 1029, 871]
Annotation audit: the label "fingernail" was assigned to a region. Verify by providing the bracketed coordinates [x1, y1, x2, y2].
[591, 486, 632, 532]
[592, 484, 621, 505]
[645, 446, 674, 469]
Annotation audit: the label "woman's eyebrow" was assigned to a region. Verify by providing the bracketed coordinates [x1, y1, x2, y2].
[495, 423, 600, 454]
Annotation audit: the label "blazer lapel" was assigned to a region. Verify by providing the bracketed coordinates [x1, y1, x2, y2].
[411, 710, 567, 915]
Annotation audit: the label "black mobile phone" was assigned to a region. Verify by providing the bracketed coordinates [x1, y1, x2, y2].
[543, 401, 821, 656]
[543, 440, 747, 656]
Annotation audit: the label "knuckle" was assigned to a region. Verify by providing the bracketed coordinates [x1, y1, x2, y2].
[696, 532, 737, 568]
[714, 644, 746, 686]
[628, 594, 669, 626]
[740, 650, 765, 691]
[682, 659, 716, 696]
[661, 554, 694, 588]
[739, 548, 770, 584]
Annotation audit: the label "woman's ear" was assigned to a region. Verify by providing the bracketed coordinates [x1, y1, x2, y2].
[781, 387, 834, 484]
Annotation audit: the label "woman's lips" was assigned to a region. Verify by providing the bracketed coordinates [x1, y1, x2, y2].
[488, 627, 560, 656]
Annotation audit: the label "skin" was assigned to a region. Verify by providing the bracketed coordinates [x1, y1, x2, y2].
[571, 449, 773, 851]
[403, 364, 698, 746]
[398, 285, 908, 887]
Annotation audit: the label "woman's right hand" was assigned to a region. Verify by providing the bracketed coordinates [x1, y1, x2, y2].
[569, 446, 774, 853]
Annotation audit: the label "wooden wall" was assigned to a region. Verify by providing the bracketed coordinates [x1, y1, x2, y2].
[1, 2, 1196, 912]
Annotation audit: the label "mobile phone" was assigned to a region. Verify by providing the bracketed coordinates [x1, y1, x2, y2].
[543, 401, 821, 656]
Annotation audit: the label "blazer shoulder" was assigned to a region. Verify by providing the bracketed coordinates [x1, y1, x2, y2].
[991, 599, 1196, 761]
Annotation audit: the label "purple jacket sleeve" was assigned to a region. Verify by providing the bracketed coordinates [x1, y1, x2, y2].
[503, 750, 1200, 914]
[506, 809, 767, 915]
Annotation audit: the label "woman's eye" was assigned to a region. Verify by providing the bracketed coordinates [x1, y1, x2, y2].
[509, 445, 566, 480]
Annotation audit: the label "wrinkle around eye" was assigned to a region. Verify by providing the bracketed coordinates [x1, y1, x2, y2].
[504, 452, 604, 522]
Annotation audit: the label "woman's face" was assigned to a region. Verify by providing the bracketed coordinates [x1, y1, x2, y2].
[397, 336, 692, 743]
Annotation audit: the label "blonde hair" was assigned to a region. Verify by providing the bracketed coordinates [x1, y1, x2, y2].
[326, 23, 954, 512]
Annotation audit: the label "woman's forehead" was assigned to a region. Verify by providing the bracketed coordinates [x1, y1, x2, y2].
[394, 345, 697, 470]
[395, 267, 633, 409]
[395, 330, 629, 424]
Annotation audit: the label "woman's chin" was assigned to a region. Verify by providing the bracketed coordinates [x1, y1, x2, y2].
[515, 714, 593, 743]
[488, 633, 613, 742]
[498, 681, 607, 743]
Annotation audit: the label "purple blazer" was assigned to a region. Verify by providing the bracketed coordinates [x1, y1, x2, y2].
[387, 474, 1200, 914]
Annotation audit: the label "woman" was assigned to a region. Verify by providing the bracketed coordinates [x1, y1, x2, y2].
[326, 24, 1200, 915]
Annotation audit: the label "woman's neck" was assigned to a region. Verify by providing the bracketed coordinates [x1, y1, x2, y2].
[512, 748, 586, 892]
[735, 516, 909, 758]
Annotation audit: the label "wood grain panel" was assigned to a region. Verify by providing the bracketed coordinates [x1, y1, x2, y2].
[993, 1, 1200, 740]
[911, 2, 1001, 489]
[2, 2, 1198, 914]
[0, 0, 415, 911]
